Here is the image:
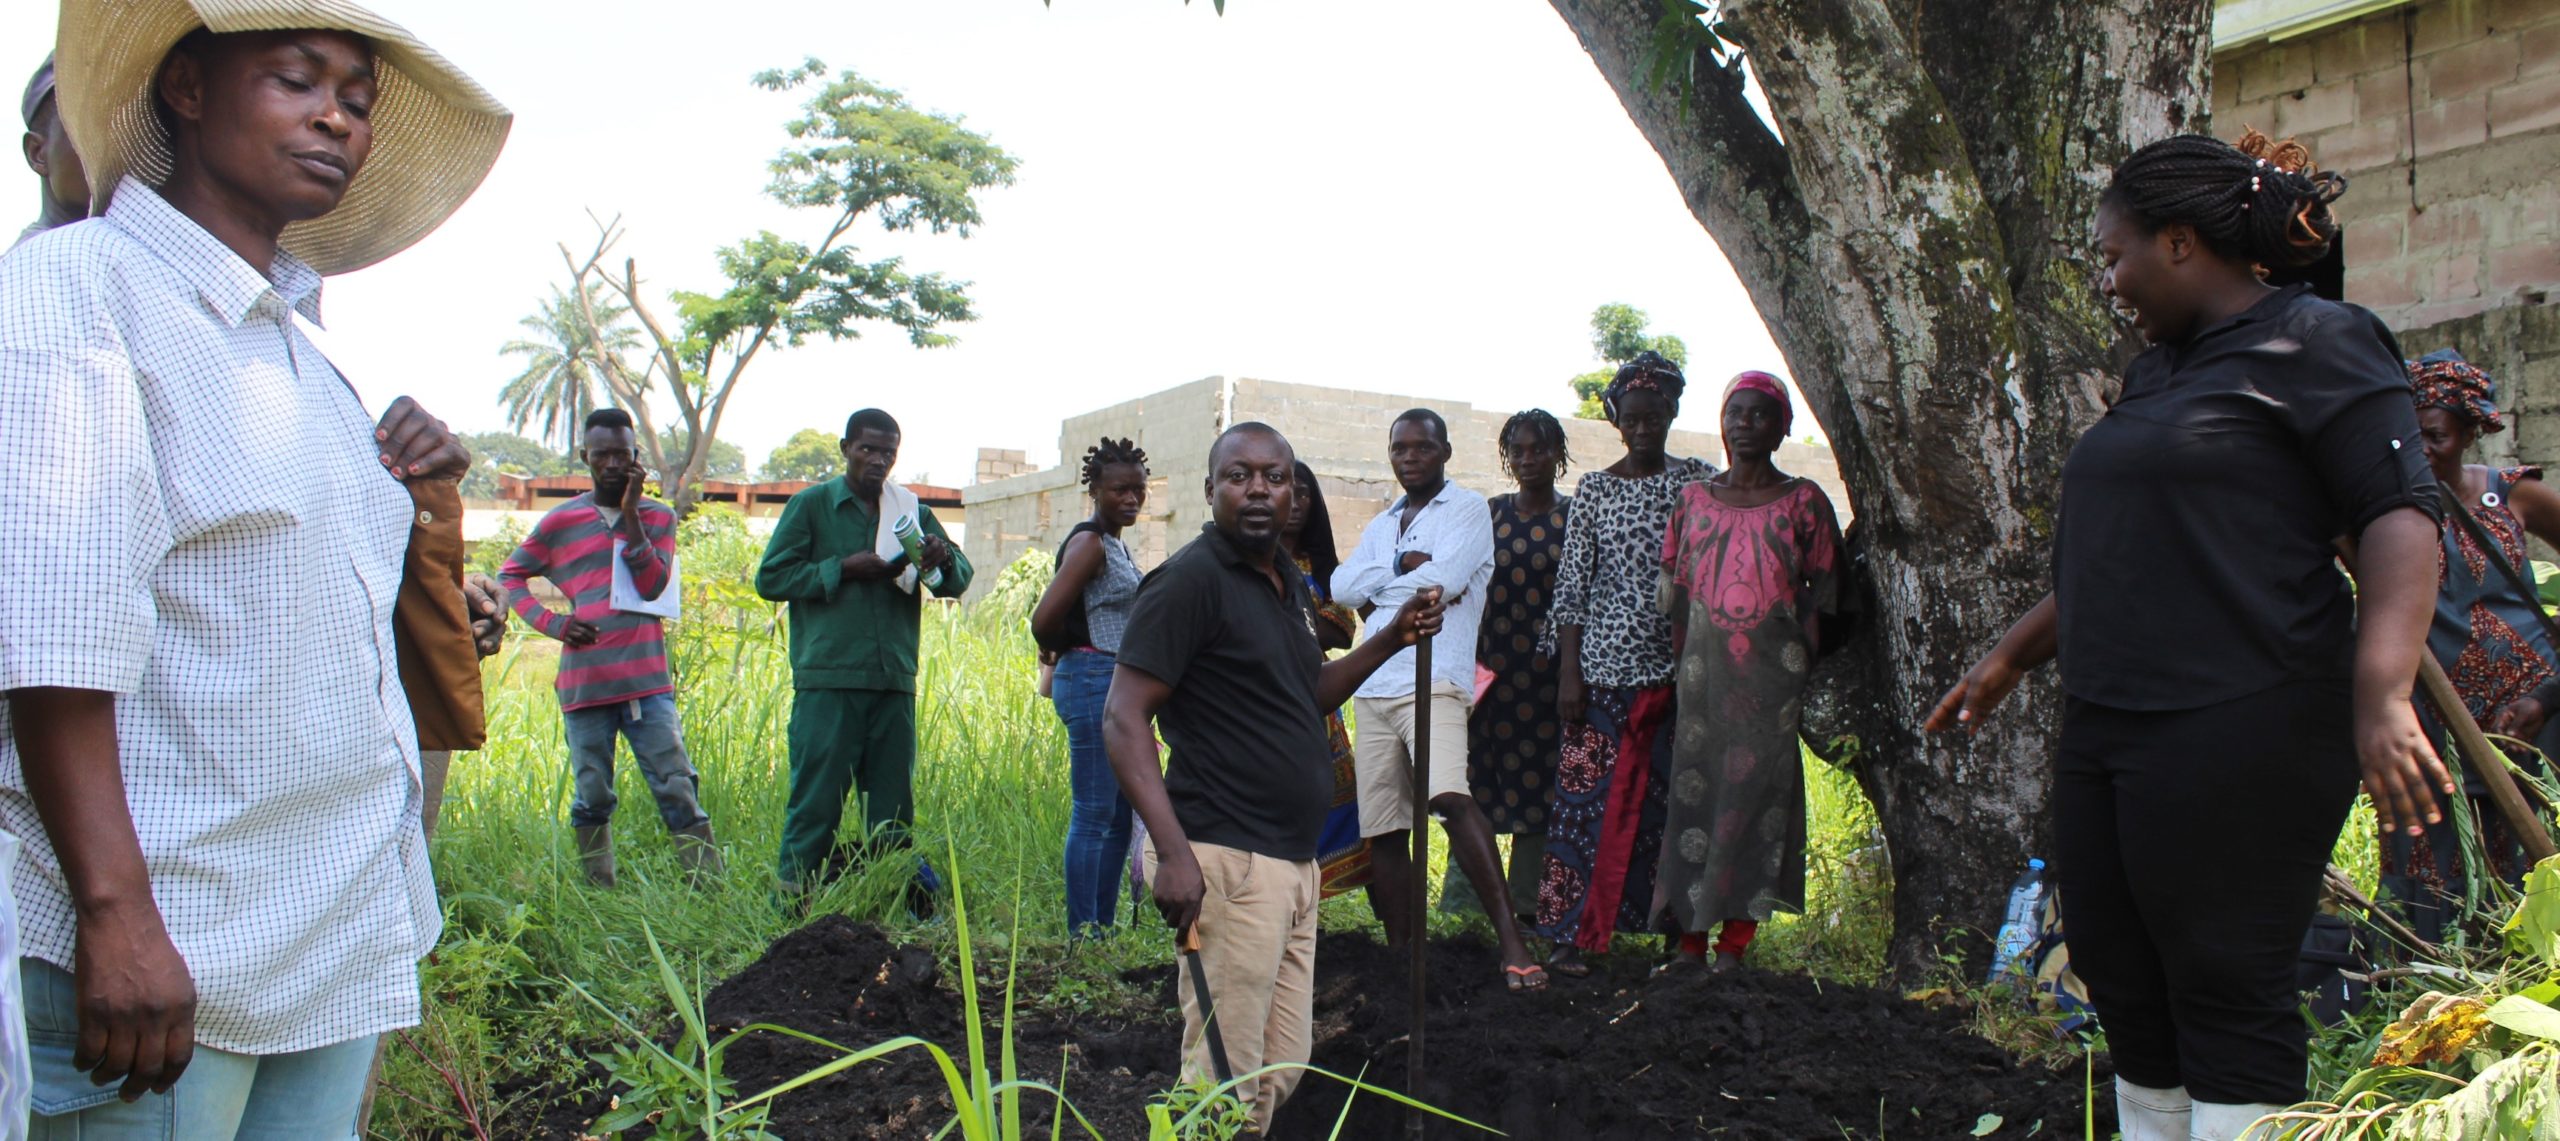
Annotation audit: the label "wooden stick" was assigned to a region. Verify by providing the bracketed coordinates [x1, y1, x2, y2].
[1407, 635, 1431, 1140]
[2412, 653, 2558, 865]
[2325, 864, 2438, 960]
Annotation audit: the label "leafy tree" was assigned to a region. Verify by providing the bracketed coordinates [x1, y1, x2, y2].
[657, 428, 746, 482]
[458, 430, 578, 501]
[559, 60, 1018, 513]
[1567, 303, 1689, 418]
[1542, 0, 2203, 975]
[497, 282, 643, 452]
[761, 428, 843, 483]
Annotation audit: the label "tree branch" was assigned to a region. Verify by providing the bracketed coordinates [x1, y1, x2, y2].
[557, 219, 667, 474]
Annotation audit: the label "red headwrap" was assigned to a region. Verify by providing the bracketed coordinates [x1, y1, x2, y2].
[1722, 370, 1793, 435]
[2408, 352, 2502, 435]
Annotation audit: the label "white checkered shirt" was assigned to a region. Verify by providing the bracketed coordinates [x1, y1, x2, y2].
[0, 180, 440, 1055]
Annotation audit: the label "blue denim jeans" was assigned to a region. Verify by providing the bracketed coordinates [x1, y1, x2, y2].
[1052, 650, 1133, 934]
[23, 958, 377, 1138]
[565, 692, 709, 832]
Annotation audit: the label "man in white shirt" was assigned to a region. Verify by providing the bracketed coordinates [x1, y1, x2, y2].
[1, 9, 509, 1136]
[1333, 409, 1544, 990]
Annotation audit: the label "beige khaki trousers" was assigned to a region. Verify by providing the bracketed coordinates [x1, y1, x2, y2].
[1146, 840, 1320, 1132]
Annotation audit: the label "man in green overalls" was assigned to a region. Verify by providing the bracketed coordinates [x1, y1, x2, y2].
[757, 407, 973, 900]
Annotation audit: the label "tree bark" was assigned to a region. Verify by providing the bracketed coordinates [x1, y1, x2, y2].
[1546, 0, 2211, 978]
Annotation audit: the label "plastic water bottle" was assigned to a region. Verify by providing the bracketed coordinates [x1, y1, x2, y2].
[1988, 858, 2048, 983]
[890, 514, 945, 591]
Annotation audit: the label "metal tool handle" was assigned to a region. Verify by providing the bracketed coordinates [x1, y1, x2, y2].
[1408, 626, 1432, 1138]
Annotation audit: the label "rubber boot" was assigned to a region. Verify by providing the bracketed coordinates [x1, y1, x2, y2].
[2115, 1078, 2191, 1141]
[673, 822, 724, 883]
[574, 824, 616, 887]
[2189, 1101, 2282, 1141]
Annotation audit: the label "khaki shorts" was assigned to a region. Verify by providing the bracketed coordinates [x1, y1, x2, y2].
[1352, 681, 1472, 837]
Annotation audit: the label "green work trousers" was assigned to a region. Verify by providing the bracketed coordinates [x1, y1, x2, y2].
[778, 687, 916, 888]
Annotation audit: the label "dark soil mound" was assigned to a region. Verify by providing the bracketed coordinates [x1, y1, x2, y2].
[528, 915, 1176, 1140]
[528, 918, 2103, 1140]
[1265, 933, 2106, 1140]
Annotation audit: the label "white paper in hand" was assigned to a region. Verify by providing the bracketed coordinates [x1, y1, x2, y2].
[611, 541, 682, 620]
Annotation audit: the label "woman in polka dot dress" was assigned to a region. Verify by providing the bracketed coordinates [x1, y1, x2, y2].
[1464, 410, 1575, 916]
[1655, 372, 1843, 971]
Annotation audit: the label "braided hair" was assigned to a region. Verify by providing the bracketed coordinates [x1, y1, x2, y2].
[1078, 436, 1149, 490]
[1497, 408, 1571, 480]
[1602, 351, 1687, 421]
[2102, 128, 2346, 269]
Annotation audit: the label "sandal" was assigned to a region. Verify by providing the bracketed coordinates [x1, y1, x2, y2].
[1545, 948, 1592, 978]
[1506, 963, 1550, 993]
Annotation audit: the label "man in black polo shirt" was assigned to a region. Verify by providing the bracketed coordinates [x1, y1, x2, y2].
[1105, 421, 1443, 1130]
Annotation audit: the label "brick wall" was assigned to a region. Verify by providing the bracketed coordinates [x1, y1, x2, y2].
[2211, 0, 2560, 329]
[959, 376, 1849, 601]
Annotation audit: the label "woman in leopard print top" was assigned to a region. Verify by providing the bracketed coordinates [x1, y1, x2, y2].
[1533, 352, 1715, 974]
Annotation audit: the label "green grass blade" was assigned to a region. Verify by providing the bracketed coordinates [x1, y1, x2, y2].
[946, 837, 991, 1138]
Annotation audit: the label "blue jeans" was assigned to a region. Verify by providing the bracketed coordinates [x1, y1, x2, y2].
[565, 693, 709, 831]
[1053, 650, 1133, 933]
[23, 959, 376, 1138]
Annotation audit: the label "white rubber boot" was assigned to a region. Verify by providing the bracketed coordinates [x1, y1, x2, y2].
[2189, 1100, 2283, 1141]
[2115, 1078, 2192, 1141]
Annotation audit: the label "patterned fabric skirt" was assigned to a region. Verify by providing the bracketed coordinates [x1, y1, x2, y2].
[1535, 684, 1674, 952]
[1317, 709, 1373, 897]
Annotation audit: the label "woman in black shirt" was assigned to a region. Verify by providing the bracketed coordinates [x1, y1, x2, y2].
[1924, 132, 2447, 1141]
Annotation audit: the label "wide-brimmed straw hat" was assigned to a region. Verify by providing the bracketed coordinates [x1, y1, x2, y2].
[55, 0, 511, 275]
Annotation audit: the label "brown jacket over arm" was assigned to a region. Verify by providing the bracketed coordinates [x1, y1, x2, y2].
[398, 479, 486, 751]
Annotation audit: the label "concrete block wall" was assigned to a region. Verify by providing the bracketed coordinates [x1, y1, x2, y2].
[2211, 0, 2560, 330]
[962, 375, 1851, 602]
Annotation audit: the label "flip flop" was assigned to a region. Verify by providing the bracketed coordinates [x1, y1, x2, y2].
[1505, 963, 1550, 993]
[1544, 950, 1591, 978]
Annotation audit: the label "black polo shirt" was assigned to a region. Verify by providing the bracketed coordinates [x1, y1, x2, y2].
[2055, 284, 2440, 711]
[1116, 522, 1333, 861]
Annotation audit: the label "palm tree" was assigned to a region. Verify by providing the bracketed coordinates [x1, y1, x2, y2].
[498, 282, 643, 453]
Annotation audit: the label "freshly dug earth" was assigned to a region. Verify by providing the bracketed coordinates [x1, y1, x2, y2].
[1267, 933, 2105, 1140]
[531, 916, 2104, 1140]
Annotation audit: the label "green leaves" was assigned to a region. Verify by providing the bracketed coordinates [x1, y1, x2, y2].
[2507, 857, 2560, 963]
[758, 59, 1019, 238]
[1569, 303, 1688, 418]
[2487, 996, 2560, 1042]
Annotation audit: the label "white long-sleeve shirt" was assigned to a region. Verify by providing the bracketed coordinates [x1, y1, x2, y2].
[1333, 481, 1495, 701]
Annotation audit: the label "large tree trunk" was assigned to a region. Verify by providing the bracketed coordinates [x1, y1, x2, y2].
[1547, 0, 2212, 978]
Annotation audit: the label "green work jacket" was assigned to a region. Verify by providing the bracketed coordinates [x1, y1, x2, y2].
[755, 477, 974, 692]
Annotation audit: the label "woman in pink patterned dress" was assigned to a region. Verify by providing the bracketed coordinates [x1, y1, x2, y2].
[1655, 372, 1844, 970]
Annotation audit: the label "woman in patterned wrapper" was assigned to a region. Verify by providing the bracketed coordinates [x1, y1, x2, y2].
[1286, 460, 1374, 897]
[1536, 352, 1717, 976]
[2381, 351, 2560, 943]
[1654, 372, 1844, 971]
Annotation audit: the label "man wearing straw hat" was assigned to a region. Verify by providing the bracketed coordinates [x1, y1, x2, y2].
[16, 53, 87, 245]
[0, 2, 508, 1134]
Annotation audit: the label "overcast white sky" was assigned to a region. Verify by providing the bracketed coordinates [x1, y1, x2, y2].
[3, 1, 1794, 486]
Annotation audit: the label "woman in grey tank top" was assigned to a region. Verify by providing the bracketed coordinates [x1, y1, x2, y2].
[1032, 438, 1150, 936]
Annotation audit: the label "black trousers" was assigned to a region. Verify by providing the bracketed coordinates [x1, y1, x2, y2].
[2053, 679, 2360, 1106]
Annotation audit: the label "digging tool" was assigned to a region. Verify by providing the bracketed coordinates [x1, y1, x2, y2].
[2338, 540, 2557, 866]
[2413, 653, 2558, 864]
[1180, 924, 1236, 1085]
[1407, 631, 1431, 1139]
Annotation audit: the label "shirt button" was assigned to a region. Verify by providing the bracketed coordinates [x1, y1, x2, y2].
[418, 510, 436, 525]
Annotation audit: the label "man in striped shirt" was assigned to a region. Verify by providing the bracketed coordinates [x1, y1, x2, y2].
[500, 408, 718, 886]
